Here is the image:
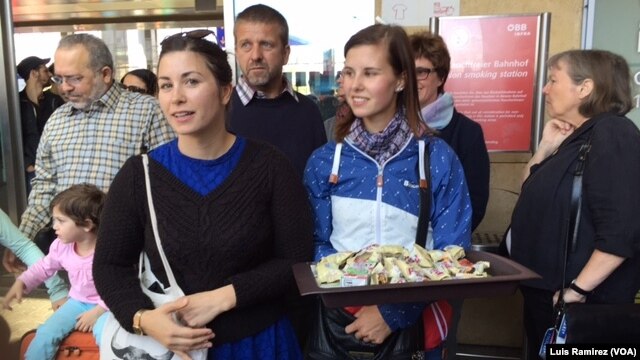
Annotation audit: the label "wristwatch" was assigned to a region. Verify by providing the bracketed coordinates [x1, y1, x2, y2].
[132, 309, 148, 335]
[569, 279, 592, 296]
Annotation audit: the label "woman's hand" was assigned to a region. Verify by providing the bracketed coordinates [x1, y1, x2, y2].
[141, 297, 214, 359]
[523, 119, 576, 183]
[539, 119, 575, 153]
[177, 284, 237, 328]
[553, 250, 626, 306]
[553, 287, 587, 305]
[75, 305, 107, 332]
[344, 305, 392, 344]
[2, 279, 25, 310]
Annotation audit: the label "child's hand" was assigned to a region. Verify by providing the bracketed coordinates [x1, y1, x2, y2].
[75, 305, 106, 332]
[2, 279, 25, 310]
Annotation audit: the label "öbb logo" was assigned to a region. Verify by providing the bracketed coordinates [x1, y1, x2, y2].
[507, 23, 527, 32]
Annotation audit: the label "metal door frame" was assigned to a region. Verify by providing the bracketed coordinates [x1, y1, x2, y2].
[0, 0, 27, 223]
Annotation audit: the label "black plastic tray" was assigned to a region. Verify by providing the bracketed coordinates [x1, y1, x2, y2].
[292, 250, 540, 307]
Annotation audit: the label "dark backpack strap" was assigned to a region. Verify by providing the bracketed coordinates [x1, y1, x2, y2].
[568, 135, 592, 253]
[416, 139, 431, 248]
[557, 130, 594, 314]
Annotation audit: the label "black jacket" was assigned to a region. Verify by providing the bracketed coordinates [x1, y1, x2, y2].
[438, 109, 490, 230]
[19, 89, 64, 169]
[511, 113, 640, 303]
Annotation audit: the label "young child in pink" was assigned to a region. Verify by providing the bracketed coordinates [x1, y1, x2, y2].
[2, 184, 108, 359]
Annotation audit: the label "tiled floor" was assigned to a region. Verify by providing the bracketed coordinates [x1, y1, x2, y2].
[0, 270, 52, 360]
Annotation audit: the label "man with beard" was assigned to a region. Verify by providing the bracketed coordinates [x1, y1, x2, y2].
[4, 34, 174, 269]
[17, 56, 65, 195]
[227, 4, 325, 349]
[228, 4, 326, 176]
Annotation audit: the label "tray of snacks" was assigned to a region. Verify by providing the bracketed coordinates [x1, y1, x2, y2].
[292, 244, 540, 307]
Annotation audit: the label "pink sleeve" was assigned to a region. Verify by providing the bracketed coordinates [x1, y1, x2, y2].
[18, 239, 63, 293]
[97, 299, 109, 311]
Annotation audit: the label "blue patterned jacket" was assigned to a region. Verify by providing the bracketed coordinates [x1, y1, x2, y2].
[304, 135, 471, 260]
[303, 135, 472, 331]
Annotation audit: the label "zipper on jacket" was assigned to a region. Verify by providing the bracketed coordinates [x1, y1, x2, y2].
[344, 137, 415, 245]
[376, 168, 384, 244]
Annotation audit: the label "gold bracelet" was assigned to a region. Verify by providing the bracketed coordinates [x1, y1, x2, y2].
[132, 309, 148, 335]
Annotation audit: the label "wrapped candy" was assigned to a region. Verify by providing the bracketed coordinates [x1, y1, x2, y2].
[427, 249, 446, 262]
[314, 243, 490, 285]
[444, 245, 466, 260]
[320, 251, 354, 267]
[413, 244, 434, 268]
[472, 261, 491, 276]
[378, 244, 409, 258]
[316, 261, 343, 284]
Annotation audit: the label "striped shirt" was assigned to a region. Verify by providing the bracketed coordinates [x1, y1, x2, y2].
[235, 76, 298, 105]
[19, 83, 175, 240]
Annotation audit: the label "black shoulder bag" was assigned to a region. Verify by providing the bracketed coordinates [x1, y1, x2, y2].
[551, 134, 640, 344]
[305, 142, 431, 360]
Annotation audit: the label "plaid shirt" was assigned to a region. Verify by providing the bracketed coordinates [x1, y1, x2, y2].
[19, 83, 175, 239]
[235, 76, 298, 105]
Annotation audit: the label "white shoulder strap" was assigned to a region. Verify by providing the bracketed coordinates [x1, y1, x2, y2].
[418, 139, 427, 188]
[329, 142, 343, 184]
[141, 154, 179, 288]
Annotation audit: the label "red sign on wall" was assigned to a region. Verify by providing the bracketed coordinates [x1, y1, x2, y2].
[438, 15, 541, 152]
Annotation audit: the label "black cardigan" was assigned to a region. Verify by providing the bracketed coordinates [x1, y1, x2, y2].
[93, 140, 314, 345]
[510, 113, 640, 302]
[438, 109, 490, 230]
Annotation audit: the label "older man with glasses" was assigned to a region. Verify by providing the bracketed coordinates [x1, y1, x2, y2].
[3, 33, 175, 272]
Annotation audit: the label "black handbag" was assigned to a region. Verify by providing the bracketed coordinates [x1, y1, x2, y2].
[306, 300, 424, 360]
[551, 133, 640, 344]
[305, 140, 432, 360]
[564, 303, 640, 343]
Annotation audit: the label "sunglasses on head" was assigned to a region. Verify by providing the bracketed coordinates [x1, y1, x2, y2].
[160, 29, 216, 46]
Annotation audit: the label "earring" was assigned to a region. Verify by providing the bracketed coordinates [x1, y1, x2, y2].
[395, 86, 403, 92]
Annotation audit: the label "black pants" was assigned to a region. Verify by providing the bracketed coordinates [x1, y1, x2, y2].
[520, 286, 555, 360]
[286, 290, 314, 350]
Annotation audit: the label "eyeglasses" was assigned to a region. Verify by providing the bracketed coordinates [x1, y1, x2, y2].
[416, 67, 437, 81]
[50, 74, 83, 86]
[51, 68, 103, 86]
[160, 29, 216, 46]
[123, 84, 148, 94]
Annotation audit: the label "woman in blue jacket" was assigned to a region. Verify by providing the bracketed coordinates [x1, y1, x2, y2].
[304, 24, 471, 359]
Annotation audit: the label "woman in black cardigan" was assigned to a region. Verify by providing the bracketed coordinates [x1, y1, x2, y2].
[510, 50, 640, 359]
[93, 30, 313, 360]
